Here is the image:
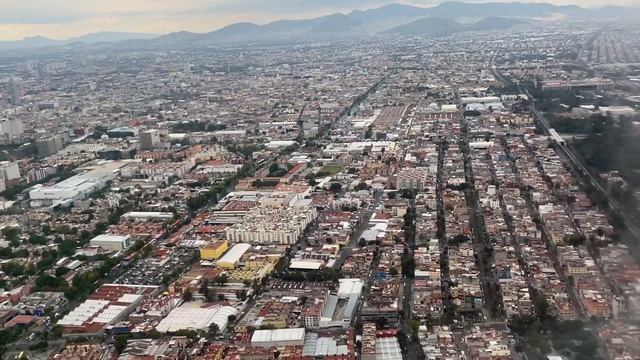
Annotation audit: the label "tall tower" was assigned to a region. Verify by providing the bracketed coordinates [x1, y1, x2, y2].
[8, 78, 22, 105]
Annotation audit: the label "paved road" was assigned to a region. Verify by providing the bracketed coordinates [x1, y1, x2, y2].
[398, 195, 425, 360]
[332, 191, 384, 270]
[530, 105, 640, 242]
[436, 141, 454, 322]
[489, 44, 640, 246]
[459, 122, 504, 321]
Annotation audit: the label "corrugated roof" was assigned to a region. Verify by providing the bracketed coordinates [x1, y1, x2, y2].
[251, 328, 305, 344]
[217, 243, 251, 265]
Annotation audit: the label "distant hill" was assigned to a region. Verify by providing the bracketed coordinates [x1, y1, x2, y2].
[0, 36, 61, 50]
[385, 17, 463, 36]
[386, 16, 527, 36]
[312, 14, 362, 32]
[466, 17, 527, 31]
[0, 32, 157, 50]
[68, 31, 157, 44]
[0, 1, 637, 50]
[425, 1, 586, 18]
[143, 1, 610, 46]
[348, 4, 430, 22]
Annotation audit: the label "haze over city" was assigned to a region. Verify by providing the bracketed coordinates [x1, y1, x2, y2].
[2, 1, 640, 359]
[1, 0, 639, 40]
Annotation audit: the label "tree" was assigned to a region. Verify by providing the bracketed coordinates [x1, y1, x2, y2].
[28, 234, 48, 245]
[564, 234, 586, 246]
[1, 227, 20, 243]
[42, 224, 52, 236]
[269, 163, 280, 174]
[534, 294, 551, 322]
[228, 314, 237, 324]
[93, 222, 108, 236]
[451, 234, 470, 245]
[1, 262, 25, 277]
[358, 238, 367, 247]
[79, 230, 93, 243]
[375, 317, 388, 329]
[208, 323, 220, 338]
[115, 334, 130, 354]
[58, 240, 78, 257]
[329, 182, 342, 193]
[365, 126, 373, 139]
[401, 255, 415, 278]
[183, 289, 193, 302]
[213, 274, 229, 286]
[55, 267, 70, 277]
[410, 319, 421, 334]
[236, 290, 247, 301]
[389, 268, 399, 276]
[355, 182, 369, 191]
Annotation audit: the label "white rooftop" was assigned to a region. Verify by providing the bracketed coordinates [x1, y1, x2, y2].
[252, 328, 306, 344]
[156, 305, 237, 333]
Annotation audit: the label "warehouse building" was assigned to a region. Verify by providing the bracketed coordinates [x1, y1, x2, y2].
[57, 284, 158, 336]
[156, 305, 237, 333]
[121, 212, 174, 220]
[89, 234, 132, 252]
[29, 161, 128, 205]
[200, 240, 229, 261]
[217, 243, 251, 269]
[251, 328, 306, 347]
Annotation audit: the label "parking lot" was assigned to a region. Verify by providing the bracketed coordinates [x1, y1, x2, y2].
[114, 248, 197, 285]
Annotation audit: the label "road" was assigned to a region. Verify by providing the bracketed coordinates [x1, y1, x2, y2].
[436, 141, 454, 322]
[459, 121, 504, 321]
[490, 45, 509, 85]
[488, 139, 539, 304]
[529, 104, 640, 242]
[398, 195, 425, 360]
[489, 44, 640, 246]
[332, 191, 384, 270]
[501, 134, 587, 320]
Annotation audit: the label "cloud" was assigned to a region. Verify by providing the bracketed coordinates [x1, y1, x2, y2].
[0, 0, 639, 40]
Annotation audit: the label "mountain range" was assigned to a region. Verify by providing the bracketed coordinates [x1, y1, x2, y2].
[0, 31, 157, 50]
[0, 1, 636, 50]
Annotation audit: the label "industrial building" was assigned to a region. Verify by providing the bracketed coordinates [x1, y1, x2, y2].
[57, 284, 158, 335]
[320, 279, 363, 328]
[121, 212, 174, 220]
[29, 161, 128, 205]
[251, 328, 306, 347]
[155, 304, 237, 333]
[217, 243, 251, 269]
[200, 240, 229, 261]
[541, 78, 615, 92]
[89, 234, 132, 252]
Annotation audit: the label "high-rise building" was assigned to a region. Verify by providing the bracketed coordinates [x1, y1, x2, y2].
[35, 135, 65, 157]
[0, 162, 20, 182]
[139, 130, 161, 150]
[8, 78, 22, 105]
[0, 118, 24, 137]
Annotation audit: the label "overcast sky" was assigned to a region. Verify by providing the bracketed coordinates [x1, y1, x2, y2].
[1, 0, 638, 41]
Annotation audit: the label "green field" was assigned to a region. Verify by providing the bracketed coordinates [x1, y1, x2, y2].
[317, 165, 342, 176]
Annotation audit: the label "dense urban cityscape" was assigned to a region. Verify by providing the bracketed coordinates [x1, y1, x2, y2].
[0, 1, 640, 360]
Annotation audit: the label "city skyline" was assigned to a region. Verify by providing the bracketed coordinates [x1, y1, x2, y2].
[1, 0, 638, 41]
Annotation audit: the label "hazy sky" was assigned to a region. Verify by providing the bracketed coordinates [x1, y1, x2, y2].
[1, 0, 638, 41]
